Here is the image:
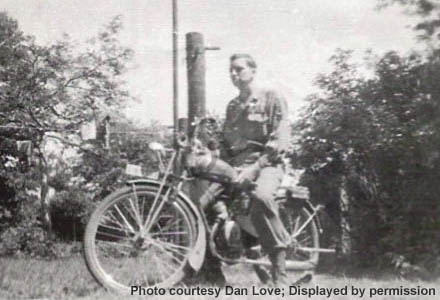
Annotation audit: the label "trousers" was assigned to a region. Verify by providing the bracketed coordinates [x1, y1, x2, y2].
[200, 149, 291, 253]
[249, 165, 291, 252]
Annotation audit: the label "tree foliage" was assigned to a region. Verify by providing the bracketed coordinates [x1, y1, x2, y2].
[49, 119, 170, 241]
[1, 13, 132, 125]
[296, 47, 440, 274]
[377, 0, 440, 44]
[0, 12, 136, 254]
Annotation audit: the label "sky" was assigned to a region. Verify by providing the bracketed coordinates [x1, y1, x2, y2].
[1, 0, 420, 125]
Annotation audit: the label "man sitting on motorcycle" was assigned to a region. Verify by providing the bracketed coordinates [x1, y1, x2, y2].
[220, 53, 292, 286]
[190, 53, 311, 287]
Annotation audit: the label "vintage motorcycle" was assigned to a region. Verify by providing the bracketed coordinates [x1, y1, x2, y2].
[83, 122, 334, 294]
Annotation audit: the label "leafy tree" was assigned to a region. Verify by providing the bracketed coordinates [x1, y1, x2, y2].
[377, 0, 440, 44]
[49, 118, 171, 241]
[0, 12, 133, 236]
[296, 48, 440, 275]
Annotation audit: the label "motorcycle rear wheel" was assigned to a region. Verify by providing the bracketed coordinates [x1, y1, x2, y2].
[281, 205, 320, 270]
[83, 185, 197, 294]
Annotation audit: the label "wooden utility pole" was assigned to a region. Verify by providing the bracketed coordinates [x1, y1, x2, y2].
[186, 32, 206, 139]
[172, 0, 179, 144]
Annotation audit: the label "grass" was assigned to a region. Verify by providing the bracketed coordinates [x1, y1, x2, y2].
[0, 255, 100, 299]
[0, 255, 439, 300]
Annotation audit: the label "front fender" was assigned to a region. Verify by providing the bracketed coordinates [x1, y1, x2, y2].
[126, 178, 206, 272]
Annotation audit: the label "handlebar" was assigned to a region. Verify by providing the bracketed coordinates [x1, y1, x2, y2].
[148, 142, 174, 152]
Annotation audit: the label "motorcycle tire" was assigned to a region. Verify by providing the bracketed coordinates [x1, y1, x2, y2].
[83, 184, 197, 294]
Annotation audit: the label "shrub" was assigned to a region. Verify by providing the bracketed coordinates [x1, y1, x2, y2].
[297, 49, 440, 276]
[49, 187, 94, 241]
[0, 217, 56, 258]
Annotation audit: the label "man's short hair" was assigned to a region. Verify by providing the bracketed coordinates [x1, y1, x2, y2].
[230, 53, 257, 69]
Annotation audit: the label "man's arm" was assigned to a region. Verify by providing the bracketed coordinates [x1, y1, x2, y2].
[258, 90, 290, 166]
[267, 90, 290, 151]
[236, 90, 290, 185]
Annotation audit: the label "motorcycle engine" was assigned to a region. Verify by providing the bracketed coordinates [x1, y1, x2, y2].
[214, 220, 244, 261]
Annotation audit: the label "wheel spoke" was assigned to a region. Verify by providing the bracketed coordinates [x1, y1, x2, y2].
[292, 214, 315, 238]
[96, 239, 132, 249]
[114, 204, 135, 233]
[84, 185, 196, 292]
[127, 197, 143, 227]
[283, 207, 320, 267]
[97, 222, 129, 233]
[149, 239, 189, 261]
[96, 241, 132, 256]
[144, 189, 172, 232]
[153, 217, 181, 235]
[140, 192, 146, 225]
[131, 184, 144, 224]
[150, 252, 177, 283]
[297, 235, 312, 245]
[151, 242, 187, 262]
[153, 250, 180, 273]
[127, 257, 149, 285]
[101, 211, 131, 233]
[151, 231, 189, 237]
[153, 238, 191, 252]
[95, 230, 130, 240]
[293, 216, 301, 234]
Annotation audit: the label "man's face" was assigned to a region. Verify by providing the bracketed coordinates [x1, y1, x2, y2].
[230, 58, 256, 89]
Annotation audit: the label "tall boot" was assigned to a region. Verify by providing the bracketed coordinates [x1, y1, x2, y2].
[269, 248, 288, 286]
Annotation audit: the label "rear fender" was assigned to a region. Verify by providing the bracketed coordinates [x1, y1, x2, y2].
[126, 178, 206, 272]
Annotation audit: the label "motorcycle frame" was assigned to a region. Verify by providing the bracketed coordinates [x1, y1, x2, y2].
[127, 144, 334, 272]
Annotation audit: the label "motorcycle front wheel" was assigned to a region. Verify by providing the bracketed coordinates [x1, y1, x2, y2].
[83, 184, 197, 294]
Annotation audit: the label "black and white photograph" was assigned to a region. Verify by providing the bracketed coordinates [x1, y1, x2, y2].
[0, 1, 440, 299]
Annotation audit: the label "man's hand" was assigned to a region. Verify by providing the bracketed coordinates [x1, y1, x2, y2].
[265, 140, 279, 162]
[236, 163, 260, 189]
